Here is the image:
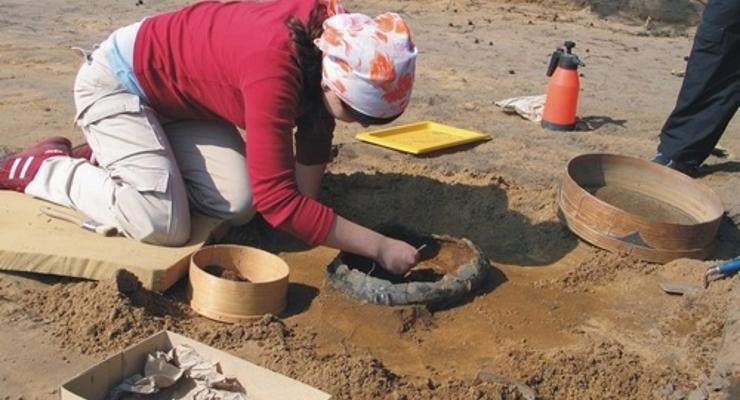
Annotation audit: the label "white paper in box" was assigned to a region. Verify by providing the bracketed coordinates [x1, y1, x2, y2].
[60, 330, 332, 400]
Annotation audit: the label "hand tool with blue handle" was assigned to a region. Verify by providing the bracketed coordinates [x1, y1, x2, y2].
[660, 257, 740, 295]
[703, 258, 740, 288]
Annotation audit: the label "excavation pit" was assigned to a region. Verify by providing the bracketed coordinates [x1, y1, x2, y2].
[326, 226, 489, 306]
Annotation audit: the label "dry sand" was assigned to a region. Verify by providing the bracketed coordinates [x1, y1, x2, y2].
[1, 0, 739, 399]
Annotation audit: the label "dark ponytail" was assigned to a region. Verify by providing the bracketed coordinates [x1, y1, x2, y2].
[287, 5, 326, 112]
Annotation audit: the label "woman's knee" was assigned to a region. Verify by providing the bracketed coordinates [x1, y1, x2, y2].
[199, 189, 255, 226]
[113, 183, 191, 247]
[225, 191, 256, 225]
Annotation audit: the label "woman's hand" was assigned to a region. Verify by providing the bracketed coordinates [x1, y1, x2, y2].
[376, 237, 419, 275]
[324, 215, 420, 276]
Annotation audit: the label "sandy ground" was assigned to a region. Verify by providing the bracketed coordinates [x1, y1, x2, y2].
[1, 0, 739, 399]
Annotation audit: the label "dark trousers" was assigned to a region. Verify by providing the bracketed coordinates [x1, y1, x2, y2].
[658, 0, 740, 164]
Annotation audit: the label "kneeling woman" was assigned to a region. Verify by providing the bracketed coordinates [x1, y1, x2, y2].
[0, 0, 420, 275]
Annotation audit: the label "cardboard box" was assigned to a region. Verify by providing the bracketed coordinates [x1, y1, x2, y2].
[61, 331, 332, 400]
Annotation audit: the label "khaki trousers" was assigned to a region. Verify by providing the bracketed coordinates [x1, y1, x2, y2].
[25, 41, 254, 246]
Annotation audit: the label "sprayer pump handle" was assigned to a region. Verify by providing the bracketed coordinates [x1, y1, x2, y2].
[564, 41, 576, 54]
[546, 48, 563, 77]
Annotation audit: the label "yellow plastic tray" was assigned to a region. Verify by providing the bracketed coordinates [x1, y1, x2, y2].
[355, 121, 490, 155]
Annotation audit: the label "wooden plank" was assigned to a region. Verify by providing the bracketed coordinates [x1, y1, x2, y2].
[0, 191, 225, 291]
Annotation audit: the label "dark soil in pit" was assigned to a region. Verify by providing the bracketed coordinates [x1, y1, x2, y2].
[340, 225, 477, 283]
[588, 185, 697, 225]
[203, 265, 249, 282]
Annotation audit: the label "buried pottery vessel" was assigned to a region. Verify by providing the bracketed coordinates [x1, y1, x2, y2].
[327, 228, 489, 306]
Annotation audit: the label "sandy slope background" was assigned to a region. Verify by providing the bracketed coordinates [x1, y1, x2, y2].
[1, 0, 739, 399]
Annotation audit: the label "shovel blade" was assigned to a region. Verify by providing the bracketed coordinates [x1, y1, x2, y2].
[659, 281, 703, 295]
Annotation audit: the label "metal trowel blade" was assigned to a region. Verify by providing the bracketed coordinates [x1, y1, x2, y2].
[659, 281, 703, 296]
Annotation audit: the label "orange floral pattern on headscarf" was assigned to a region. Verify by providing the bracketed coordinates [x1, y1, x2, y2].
[369, 51, 396, 82]
[382, 72, 413, 103]
[314, 5, 418, 119]
[376, 14, 395, 32]
[324, 0, 346, 16]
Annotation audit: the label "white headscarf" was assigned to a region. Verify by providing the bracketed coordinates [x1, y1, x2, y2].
[315, 6, 418, 119]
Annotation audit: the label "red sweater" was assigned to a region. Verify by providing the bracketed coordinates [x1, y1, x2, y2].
[133, 0, 336, 245]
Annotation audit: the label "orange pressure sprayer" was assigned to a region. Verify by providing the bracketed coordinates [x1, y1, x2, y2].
[542, 41, 585, 131]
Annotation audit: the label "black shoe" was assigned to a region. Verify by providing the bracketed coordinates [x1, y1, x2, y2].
[652, 153, 700, 177]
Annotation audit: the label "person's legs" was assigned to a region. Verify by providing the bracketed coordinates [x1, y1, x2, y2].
[657, 0, 740, 171]
[164, 119, 255, 225]
[24, 43, 191, 246]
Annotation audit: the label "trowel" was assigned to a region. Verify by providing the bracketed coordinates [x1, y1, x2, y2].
[659, 258, 740, 295]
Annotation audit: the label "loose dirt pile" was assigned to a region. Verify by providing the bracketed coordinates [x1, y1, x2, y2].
[523, 341, 692, 398]
[535, 249, 656, 291]
[654, 259, 738, 376]
[17, 270, 291, 355]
